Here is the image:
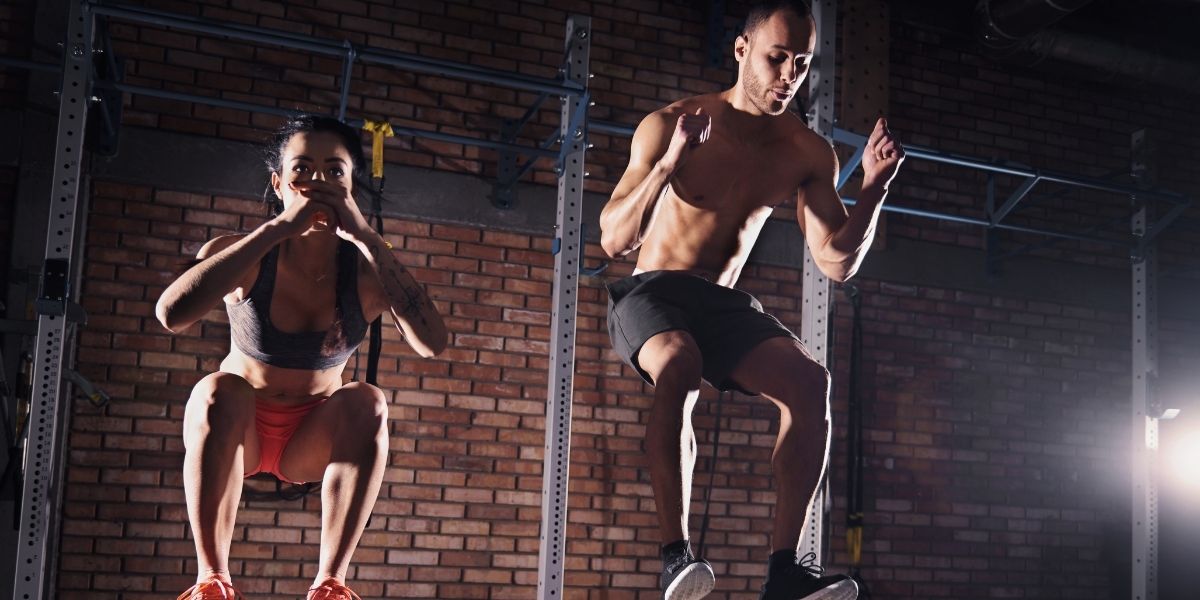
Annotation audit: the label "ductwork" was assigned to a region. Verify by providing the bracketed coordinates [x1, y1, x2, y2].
[976, 0, 1095, 52]
[975, 0, 1200, 95]
[1025, 29, 1200, 94]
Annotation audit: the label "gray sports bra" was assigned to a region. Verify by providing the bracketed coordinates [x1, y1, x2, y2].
[227, 241, 369, 370]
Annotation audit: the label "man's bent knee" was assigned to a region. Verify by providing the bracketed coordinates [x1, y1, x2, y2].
[774, 359, 831, 416]
[640, 330, 703, 387]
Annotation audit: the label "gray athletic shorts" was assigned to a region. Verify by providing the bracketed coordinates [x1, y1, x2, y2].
[605, 270, 800, 392]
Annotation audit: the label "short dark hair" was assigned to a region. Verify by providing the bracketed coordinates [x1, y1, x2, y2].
[742, 0, 812, 37]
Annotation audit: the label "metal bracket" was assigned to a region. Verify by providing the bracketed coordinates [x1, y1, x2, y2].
[552, 223, 608, 277]
[337, 41, 357, 121]
[83, 18, 123, 157]
[491, 92, 552, 209]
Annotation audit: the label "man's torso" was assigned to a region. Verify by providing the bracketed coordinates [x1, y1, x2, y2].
[633, 95, 823, 287]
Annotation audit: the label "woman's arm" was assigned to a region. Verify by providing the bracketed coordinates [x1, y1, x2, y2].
[353, 230, 448, 358]
[155, 224, 289, 333]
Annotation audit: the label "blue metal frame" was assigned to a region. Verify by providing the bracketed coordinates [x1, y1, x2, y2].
[829, 128, 1191, 248]
[1, 3, 1190, 250]
[87, 2, 583, 96]
[590, 119, 1191, 251]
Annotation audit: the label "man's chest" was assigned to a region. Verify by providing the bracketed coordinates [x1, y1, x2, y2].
[675, 139, 803, 210]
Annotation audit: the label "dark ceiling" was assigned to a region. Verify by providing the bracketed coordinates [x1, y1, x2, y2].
[892, 0, 1200, 94]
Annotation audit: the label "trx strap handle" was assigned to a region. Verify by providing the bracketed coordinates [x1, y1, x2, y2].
[361, 119, 391, 386]
[361, 119, 394, 180]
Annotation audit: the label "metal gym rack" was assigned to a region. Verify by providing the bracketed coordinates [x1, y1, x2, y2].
[1, 0, 1189, 599]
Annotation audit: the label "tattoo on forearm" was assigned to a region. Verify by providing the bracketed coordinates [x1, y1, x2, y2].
[385, 266, 432, 326]
[371, 241, 432, 329]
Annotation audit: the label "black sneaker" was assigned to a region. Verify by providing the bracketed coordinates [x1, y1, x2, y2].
[760, 552, 858, 600]
[660, 541, 715, 600]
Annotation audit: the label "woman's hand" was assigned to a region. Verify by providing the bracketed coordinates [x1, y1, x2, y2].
[278, 180, 372, 242]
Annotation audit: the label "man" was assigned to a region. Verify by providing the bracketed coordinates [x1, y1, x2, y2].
[599, 1, 902, 599]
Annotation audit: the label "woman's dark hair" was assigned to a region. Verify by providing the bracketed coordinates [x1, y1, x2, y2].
[262, 115, 367, 215]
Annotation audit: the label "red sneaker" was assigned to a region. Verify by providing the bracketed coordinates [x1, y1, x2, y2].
[307, 579, 362, 600]
[176, 578, 245, 600]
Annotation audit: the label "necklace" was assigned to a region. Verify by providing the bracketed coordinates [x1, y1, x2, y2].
[283, 241, 335, 282]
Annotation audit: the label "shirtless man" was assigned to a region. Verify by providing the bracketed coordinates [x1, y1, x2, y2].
[599, 2, 902, 599]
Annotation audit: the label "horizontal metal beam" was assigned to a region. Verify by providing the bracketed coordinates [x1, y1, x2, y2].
[5, 21, 1188, 246]
[89, 1, 582, 97]
[0, 56, 61, 73]
[841, 196, 1128, 247]
[590, 118, 1143, 246]
[589, 120, 634, 137]
[100, 82, 561, 159]
[832, 127, 1189, 205]
[344, 119, 561, 160]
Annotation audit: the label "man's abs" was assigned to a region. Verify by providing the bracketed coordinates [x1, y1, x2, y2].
[633, 179, 773, 287]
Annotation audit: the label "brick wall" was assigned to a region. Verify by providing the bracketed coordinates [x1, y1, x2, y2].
[60, 180, 1145, 599]
[96, 1, 1200, 270]
[886, 18, 1200, 270]
[24, 1, 1200, 599]
[828, 281, 1131, 599]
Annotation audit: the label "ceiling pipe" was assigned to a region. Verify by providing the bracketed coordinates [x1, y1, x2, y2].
[974, 0, 1200, 94]
[1026, 29, 1200, 93]
[976, 0, 1096, 53]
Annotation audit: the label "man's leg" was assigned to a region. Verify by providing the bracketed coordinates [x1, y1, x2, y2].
[728, 336, 857, 600]
[728, 336, 831, 550]
[637, 329, 715, 599]
[637, 329, 704, 545]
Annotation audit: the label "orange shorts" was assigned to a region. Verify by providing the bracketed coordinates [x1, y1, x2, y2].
[246, 395, 327, 484]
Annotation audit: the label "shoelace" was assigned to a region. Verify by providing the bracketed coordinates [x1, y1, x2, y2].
[308, 579, 363, 600]
[795, 552, 826, 578]
[176, 579, 244, 600]
[665, 549, 696, 576]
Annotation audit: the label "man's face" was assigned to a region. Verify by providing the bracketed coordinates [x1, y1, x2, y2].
[735, 9, 816, 116]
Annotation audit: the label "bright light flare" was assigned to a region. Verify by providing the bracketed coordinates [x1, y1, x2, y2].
[1165, 429, 1200, 493]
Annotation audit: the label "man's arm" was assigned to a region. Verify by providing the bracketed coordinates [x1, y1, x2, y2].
[797, 117, 903, 282]
[599, 107, 710, 258]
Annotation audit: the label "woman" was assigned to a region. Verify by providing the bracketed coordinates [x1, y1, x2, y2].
[156, 116, 447, 600]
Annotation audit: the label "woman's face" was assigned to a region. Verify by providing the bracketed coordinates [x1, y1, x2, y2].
[270, 130, 354, 209]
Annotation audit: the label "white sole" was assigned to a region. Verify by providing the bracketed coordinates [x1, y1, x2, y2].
[663, 562, 716, 600]
[799, 578, 859, 600]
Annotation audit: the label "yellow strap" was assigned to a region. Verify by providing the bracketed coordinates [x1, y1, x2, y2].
[361, 119, 394, 179]
[846, 526, 862, 565]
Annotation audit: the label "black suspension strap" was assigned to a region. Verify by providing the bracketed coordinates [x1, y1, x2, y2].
[696, 390, 727, 559]
[844, 284, 871, 597]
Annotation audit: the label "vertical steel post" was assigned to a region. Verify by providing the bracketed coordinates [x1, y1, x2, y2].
[799, 0, 837, 561]
[537, 15, 589, 600]
[1130, 132, 1159, 600]
[14, 1, 93, 599]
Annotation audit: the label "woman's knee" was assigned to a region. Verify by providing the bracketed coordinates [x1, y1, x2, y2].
[332, 382, 389, 436]
[184, 372, 255, 432]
